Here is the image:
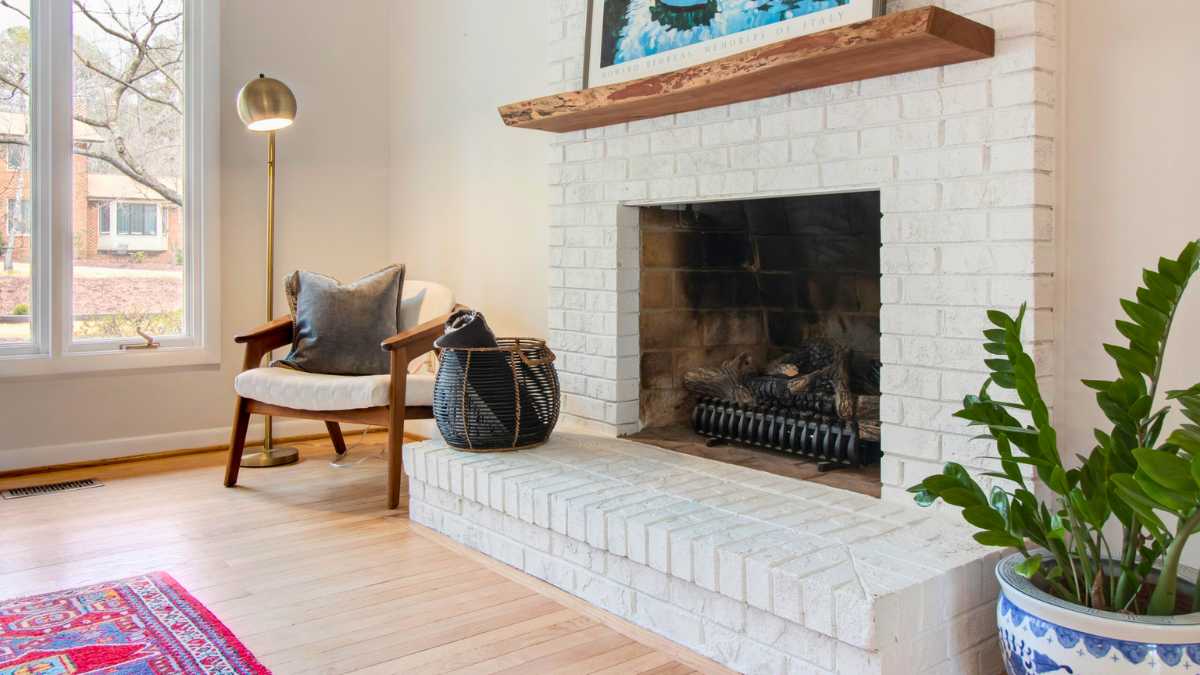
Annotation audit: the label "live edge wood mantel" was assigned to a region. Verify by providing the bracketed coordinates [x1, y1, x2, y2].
[499, 6, 994, 133]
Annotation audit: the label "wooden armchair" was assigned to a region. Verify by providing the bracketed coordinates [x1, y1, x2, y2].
[224, 281, 459, 509]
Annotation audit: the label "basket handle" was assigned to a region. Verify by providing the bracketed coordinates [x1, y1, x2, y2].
[517, 345, 556, 367]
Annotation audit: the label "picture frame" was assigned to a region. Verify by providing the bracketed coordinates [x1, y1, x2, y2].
[584, 0, 883, 88]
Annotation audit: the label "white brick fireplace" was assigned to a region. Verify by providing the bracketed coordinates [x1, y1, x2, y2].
[412, 2, 1057, 673]
[544, 0, 1056, 505]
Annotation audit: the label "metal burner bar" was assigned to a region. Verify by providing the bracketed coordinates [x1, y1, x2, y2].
[690, 397, 876, 467]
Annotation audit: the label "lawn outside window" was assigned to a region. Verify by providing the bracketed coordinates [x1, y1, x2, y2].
[0, 0, 219, 377]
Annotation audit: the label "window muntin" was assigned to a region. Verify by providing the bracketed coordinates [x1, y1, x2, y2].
[97, 200, 110, 234]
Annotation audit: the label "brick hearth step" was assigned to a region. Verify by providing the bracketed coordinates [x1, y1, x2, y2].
[405, 433, 1002, 674]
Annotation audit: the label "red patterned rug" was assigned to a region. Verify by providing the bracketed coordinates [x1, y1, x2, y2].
[0, 571, 270, 674]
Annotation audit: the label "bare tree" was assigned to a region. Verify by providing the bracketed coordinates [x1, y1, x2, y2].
[0, 0, 183, 206]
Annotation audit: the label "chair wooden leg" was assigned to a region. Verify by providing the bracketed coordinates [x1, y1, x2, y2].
[225, 397, 251, 487]
[387, 349, 408, 510]
[326, 421, 348, 456]
[386, 407, 405, 509]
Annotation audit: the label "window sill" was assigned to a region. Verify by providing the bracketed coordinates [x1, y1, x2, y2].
[0, 344, 221, 379]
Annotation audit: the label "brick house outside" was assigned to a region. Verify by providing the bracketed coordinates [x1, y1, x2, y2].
[0, 111, 181, 265]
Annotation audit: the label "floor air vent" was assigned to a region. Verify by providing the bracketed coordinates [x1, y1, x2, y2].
[2, 478, 103, 500]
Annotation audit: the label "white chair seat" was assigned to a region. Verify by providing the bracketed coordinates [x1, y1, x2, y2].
[234, 367, 434, 411]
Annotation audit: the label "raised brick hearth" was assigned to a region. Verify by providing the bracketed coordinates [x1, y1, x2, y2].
[408, 435, 1004, 674]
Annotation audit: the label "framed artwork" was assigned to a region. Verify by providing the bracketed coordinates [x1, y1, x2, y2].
[585, 0, 883, 88]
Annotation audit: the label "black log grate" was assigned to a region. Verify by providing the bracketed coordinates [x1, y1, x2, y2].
[692, 398, 878, 467]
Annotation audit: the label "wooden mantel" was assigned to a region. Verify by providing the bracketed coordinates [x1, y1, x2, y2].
[499, 6, 994, 133]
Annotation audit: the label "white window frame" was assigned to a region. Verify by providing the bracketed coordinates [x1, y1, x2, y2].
[0, 0, 220, 377]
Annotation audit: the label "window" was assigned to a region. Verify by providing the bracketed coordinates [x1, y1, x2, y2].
[115, 203, 159, 236]
[0, 1, 219, 375]
[6, 145, 24, 170]
[97, 201, 110, 234]
[6, 199, 30, 234]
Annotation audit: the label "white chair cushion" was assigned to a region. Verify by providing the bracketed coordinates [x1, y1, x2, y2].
[399, 279, 454, 374]
[234, 367, 434, 411]
[400, 280, 455, 328]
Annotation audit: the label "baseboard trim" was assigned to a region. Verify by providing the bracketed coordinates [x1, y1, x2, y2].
[0, 419, 432, 477]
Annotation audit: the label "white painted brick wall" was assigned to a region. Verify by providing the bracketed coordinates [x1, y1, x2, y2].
[407, 435, 1006, 674]
[543, 0, 1057, 515]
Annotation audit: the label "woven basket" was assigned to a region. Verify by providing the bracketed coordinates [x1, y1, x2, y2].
[433, 338, 560, 451]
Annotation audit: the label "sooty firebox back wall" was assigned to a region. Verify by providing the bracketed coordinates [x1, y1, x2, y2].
[639, 192, 882, 428]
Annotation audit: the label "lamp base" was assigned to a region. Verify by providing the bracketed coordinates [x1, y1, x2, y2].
[240, 445, 300, 468]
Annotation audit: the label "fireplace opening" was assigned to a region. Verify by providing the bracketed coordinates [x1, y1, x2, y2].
[630, 192, 882, 497]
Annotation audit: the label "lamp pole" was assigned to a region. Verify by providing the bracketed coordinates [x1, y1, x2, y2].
[261, 130, 283, 452]
[237, 74, 299, 468]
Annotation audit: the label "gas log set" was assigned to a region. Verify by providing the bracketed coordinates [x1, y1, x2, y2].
[683, 341, 881, 468]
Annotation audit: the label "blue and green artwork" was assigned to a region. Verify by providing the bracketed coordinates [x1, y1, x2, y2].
[598, 0, 853, 69]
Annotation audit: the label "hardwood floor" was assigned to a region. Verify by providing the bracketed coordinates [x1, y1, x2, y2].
[0, 433, 724, 674]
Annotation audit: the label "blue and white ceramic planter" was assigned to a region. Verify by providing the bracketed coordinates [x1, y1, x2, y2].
[997, 552, 1200, 674]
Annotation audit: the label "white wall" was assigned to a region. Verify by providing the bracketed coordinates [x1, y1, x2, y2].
[1057, 0, 1200, 474]
[0, 0, 394, 462]
[386, 0, 550, 339]
[1058, 0, 1200, 562]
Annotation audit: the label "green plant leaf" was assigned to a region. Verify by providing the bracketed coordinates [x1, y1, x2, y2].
[1192, 455, 1200, 491]
[987, 309, 1014, 330]
[1167, 428, 1200, 456]
[910, 486, 936, 508]
[985, 358, 1014, 372]
[1104, 343, 1156, 376]
[1048, 467, 1069, 495]
[1121, 298, 1167, 335]
[1111, 473, 1169, 532]
[962, 506, 1006, 531]
[939, 487, 980, 508]
[1014, 554, 1042, 579]
[974, 531, 1023, 548]
[945, 463, 989, 505]
[1136, 286, 1172, 315]
[1132, 447, 1197, 494]
[1082, 378, 1114, 392]
[990, 487, 1010, 520]
[1159, 256, 1189, 284]
[1143, 268, 1180, 298]
[1133, 470, 1193, 512]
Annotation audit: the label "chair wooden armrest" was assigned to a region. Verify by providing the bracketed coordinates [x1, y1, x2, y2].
[235, 316, 294, 346]
[234, 316, 293, 371]
[381, 304, 465, 355]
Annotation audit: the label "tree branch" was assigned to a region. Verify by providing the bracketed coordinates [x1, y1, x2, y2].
[0, 0, 30, 20]
[77, 52, 182, 115]
[0, 71, 28, 99]
[76, 146, 181, 206]
[75, 0, 140, 48]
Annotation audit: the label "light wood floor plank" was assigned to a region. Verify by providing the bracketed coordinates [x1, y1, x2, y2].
[0, 434, 727, 674]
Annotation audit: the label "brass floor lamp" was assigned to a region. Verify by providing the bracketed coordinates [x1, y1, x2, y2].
[236, 74, 300, 468]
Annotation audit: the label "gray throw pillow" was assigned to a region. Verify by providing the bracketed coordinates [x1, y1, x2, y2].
[277, 265, 405, 375]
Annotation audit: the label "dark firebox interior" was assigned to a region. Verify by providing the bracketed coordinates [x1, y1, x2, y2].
[632, 191, 883, 495]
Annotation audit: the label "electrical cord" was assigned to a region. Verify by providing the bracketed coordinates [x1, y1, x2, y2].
[328, 425, 387, 468]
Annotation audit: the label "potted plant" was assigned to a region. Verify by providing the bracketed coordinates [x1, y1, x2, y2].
[909, 240, 1200, 674]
